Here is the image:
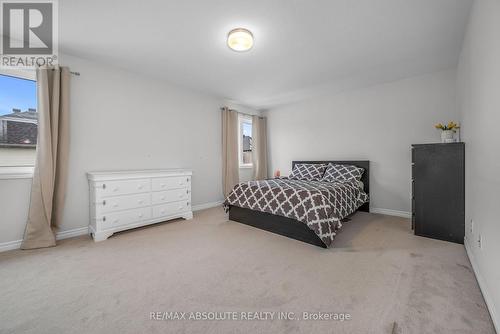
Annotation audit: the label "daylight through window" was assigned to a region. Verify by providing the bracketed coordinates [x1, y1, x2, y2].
[0, 74, 38, 167]
[239, 116, 252, 167]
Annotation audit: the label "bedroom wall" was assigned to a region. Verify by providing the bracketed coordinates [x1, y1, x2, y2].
[0, 178, 32, 247]
[0, 53, 238, 247]
[265, 69, 458, 215]
[457, 0, 500, 330]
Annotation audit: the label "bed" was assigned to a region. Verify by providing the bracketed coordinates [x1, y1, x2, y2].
[225, 161, 370, 248]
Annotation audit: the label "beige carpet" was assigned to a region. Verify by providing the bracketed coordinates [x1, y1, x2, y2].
[0, 207, 495, 334]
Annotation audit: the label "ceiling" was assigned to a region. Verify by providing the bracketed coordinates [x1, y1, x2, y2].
[59, 0, 473, 109]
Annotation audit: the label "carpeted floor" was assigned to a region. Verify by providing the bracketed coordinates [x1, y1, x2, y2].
[0, 207, 495, 334]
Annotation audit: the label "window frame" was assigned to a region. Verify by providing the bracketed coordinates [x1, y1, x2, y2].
[238, 114, 253, 169]
[0, 69, 37, 179]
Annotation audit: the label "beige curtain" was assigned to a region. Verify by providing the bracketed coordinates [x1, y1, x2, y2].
[21, 66, 70, 250]
[252, 116, 268, 180]
[222, 107, 240, 196]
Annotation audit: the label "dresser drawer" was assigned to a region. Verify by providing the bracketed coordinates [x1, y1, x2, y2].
[153, 201, 191, 219]
[95, 178, 151, 198]
[97, 193, 151, 214]
[102, 207, 152, 228]
[152, 188, 190, 205]
[88, 169, 193, 242]
[152, 176, 190, 191]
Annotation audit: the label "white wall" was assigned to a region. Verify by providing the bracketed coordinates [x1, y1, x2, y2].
[265, 69, 458, 214]
[0, 178, 32, 246]
[0, 53, 228, 245]
[457, 0, 500, 330]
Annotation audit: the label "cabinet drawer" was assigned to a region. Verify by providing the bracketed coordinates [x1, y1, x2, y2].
[152, 176, 190, 191]
[152, 188, 190, 205]
[102, 207, 152, 228]
[95, 179, 151, 198]
[153, 201, 191, 218]
[97, 193, 151, 214]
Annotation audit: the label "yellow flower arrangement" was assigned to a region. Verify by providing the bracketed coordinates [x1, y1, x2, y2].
[435, 121, 460, 132]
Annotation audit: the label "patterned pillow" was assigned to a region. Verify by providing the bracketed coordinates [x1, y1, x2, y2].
[289, 163, 327, 181]
[322, 163, 364, 183]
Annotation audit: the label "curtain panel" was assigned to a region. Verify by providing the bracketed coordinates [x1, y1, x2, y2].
[221, 107, 240, 196]
[21, 66, 70, 250]
[251, 116, 268, 180]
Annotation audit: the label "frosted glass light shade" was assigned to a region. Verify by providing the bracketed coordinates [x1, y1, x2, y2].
[227, 28, 254, 52]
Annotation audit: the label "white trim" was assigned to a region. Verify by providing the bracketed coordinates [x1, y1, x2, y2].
[0, 200, 224, 252]
[56, 227, 89, 240]
[370, 207, 412, 218]
[0, 173, 34, 180]
[464, 237, 499, 333]
[192, 200, 223, 212]
[0, 227, 90, 253]
[0, 166, 34, 180]
[239, 164, 253, 169]
[0, 240, 23, 252]
[0, 68, 36, 81]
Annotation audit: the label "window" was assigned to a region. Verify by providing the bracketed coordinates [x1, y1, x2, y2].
[238, 115, 252, 167]
[0, 72, 37, 171]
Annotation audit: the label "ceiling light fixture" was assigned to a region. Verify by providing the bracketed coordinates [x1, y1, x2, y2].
[227, 28, 254, 52]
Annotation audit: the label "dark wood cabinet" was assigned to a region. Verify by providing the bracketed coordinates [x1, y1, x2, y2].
[411, 143, 465, 244]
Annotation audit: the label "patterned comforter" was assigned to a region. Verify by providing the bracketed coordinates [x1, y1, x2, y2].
[224, 178, 369, 247]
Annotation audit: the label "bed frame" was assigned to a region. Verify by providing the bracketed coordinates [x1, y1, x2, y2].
[228, 160, 370, 248]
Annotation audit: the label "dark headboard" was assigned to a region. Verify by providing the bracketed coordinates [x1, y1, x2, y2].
[292, 160, 370, 212]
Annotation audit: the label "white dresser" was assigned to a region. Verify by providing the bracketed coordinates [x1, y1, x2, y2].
[87, 169, 193, 241]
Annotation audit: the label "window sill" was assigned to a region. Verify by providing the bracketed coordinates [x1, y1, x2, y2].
[239, 165, 253, 169]
[0, 166, 34, 180]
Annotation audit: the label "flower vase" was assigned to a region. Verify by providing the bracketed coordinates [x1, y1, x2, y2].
[441, 130, 455, 143]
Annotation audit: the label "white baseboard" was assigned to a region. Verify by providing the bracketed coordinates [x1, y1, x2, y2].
[370, 207, 411, 218]
[56, 226, 89, 240]
[0, 203, 409, 252]
[192, 200, 223, 212]
[0, 240, 24, 252]
[0, 201, 224, 253]
[464, 237, 499, 333]
[0, 227, 90, 253]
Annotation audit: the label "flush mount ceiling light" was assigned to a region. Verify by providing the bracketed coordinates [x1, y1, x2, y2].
[227, 28, 254, 52]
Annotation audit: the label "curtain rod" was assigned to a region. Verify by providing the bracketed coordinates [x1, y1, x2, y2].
[49, 68, 80, 76]
[220, 107, 264, 118]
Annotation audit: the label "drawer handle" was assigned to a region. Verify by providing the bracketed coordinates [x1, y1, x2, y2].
[102, 200, 106, 206]
[103, 216, 106, 222]
[186, 189, 189, 194]
[187, 202, 190, 206]
[102, 184, 107, 190]
[186, 178, 190, 182]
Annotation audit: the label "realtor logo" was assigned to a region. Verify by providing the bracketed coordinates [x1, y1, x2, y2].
[0, 0, 58, 68]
